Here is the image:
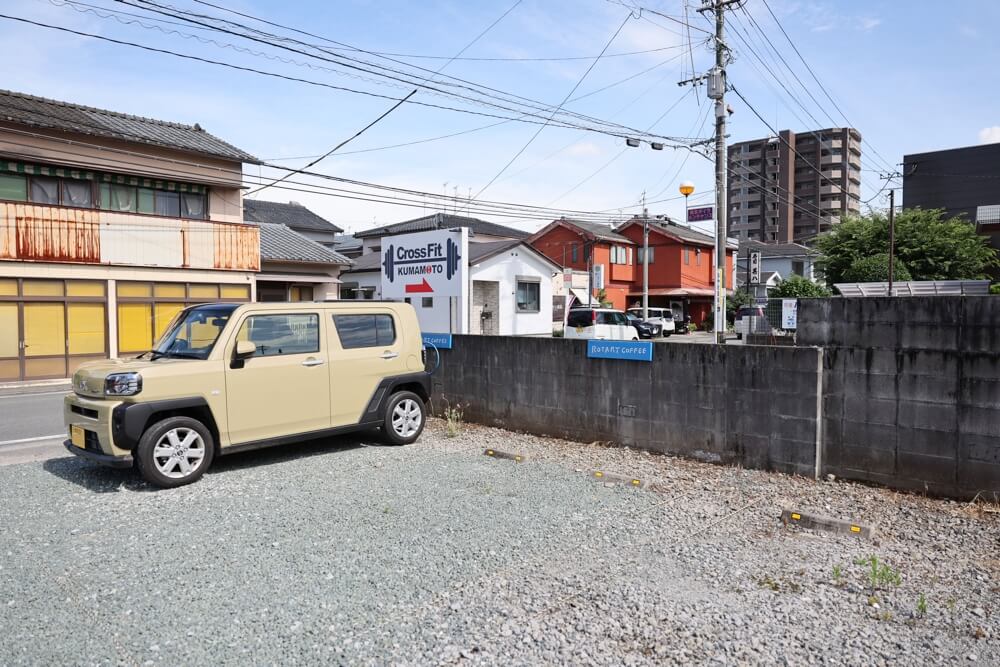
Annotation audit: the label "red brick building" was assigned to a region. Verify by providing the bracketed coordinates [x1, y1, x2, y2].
[529, 216, 736, 326]
[527, 218, 636, 311]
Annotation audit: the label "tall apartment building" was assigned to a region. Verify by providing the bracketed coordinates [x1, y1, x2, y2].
[727, 128, 862, 244]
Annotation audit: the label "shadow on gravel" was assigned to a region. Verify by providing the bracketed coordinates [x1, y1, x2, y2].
[43, 430, 389, 492]
[208, 431, 380, 475]
[43, 456, 149, 493]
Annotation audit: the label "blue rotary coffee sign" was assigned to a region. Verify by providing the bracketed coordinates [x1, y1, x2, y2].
[586, 340, 653, 362]
[421, 332, 453, 349]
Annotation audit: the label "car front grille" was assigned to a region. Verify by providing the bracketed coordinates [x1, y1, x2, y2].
[71, 405, 99, 419]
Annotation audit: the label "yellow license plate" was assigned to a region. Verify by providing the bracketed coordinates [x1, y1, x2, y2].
[71, 425, 85, 448]
[576, 326, 584, 333]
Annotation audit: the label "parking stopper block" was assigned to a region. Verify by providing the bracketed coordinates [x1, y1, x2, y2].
[483, 448, 526, 463]
[590, 470, 648, 489]
[780, 509, 874, 539]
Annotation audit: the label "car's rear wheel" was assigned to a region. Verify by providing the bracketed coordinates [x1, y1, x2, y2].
[382, 391, 426, 445]
[134, 416, 215, 488]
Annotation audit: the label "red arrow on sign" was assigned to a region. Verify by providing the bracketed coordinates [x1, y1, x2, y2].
[405, 278, 433, 293]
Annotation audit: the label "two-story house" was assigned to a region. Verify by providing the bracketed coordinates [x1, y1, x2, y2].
[615, 217, 736, 326]
[527, 218, 636, 310]
[735, 240, 819, 297]
[243, 198, 343, 248]
[0, 89, 259, 381]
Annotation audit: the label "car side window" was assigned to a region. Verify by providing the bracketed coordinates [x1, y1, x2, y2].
[613, 313, 629, 325]
[596, 312, 612, 325]
[333, 314, 396, 349]
[237, 314, 319, 357]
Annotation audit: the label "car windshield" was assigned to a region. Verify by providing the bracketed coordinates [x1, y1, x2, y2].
[151, 304, 238, 360]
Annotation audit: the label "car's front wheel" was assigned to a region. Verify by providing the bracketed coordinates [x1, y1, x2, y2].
[134, 416, 215, 488]
[382, 391, 426, 445]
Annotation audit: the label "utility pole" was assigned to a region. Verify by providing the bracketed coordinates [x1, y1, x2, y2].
[687, 0, 741, 344]
[888, 188, 896, 295]
[642, 191, 649, 320]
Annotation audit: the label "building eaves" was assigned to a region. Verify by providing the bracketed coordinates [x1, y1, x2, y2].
[0, 88, 258, 163]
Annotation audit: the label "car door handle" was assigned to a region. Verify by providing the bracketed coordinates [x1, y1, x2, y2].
[301, 358, 325, 367]
[380, 351, 399, 360]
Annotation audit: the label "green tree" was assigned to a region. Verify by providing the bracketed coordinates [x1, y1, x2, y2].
[814, 208, 999, 287]
[595, 288, 612, 308]
[726, 287, 754, 322]
[842, 253, 912, 282]
[769, 275, 832, 298]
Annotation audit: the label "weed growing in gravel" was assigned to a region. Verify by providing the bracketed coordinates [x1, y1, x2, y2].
[444, 404, 464, 438]
[832, 564, 843, 584]
[916, 594, 928, 618]
[855, 555, 902, 592]
[946, 597, 957, 612]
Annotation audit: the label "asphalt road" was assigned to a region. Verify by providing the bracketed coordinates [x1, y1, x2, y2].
[0, 391, 70, 465]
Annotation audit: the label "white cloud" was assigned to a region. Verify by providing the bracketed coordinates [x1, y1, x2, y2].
[978, 126, 1000, 144]
[858, 17, 882, 31]
[567, 141, 602, 157]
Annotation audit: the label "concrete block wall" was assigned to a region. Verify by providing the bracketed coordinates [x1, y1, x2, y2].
[432, 336, 821, 477]
[822, 348, 1000, 497]
[800, 296, 1000, 498]
[797, 296, 1000, 352]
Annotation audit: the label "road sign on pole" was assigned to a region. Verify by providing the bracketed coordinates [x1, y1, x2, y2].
[380, 228, 468, 299]
[749, 251, 761, 284]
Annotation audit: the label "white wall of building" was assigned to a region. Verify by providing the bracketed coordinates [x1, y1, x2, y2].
[341, 243, 556, 336]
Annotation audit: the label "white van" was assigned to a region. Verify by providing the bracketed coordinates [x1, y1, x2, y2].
[626, 307, 676, 336]
[564, 307, 639, 340]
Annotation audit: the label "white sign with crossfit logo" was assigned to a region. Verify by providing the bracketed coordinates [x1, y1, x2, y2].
[380, 228, 469, 299]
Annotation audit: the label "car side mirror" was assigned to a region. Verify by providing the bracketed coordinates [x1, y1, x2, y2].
[235, 341, 256, 359]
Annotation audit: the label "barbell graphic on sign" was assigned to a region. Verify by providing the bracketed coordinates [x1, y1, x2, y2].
[382, 238, 462, 283]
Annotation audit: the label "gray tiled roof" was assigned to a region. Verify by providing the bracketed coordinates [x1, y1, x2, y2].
[0, 89, 257, 163]
[553, 218, 634, 243]
[243, 199, 343, 233]
[738, 240, 816, 257]
[259, 223, 351, 265]
[618, 217, 739, 249]
[353, 212, 529, 240]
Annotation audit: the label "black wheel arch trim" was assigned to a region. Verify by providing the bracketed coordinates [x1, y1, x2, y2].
[361, 372, 431, 423]
[112, 397, 216, 451]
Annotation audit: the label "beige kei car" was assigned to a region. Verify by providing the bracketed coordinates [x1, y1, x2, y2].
[64, 301, 431, 488]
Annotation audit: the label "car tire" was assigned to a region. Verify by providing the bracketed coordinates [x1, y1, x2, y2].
[382, 391, 426, 446]
[134, 416, 215, 489]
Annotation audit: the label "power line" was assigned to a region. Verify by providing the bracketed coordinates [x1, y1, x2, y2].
[124, 0, 700, 145]
[473, 12, 635, 199]
[0, 12, 690, 145]
[756, 0, 896, 175]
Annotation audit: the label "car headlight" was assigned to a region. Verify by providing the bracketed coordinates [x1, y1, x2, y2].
[105, 372, 142, 396]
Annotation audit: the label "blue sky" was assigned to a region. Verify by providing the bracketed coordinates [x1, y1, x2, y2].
[3, 0, 997, 235]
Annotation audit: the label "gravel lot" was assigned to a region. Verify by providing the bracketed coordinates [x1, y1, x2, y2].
[1, 419, 997, 665]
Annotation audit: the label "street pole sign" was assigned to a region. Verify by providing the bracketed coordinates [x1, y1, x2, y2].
[380, 228, 468, 298]
[749, 251, 761, 284]
[687, 205, 715, 223]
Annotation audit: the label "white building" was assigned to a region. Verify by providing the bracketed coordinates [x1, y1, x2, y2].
[340, 238, 560, 336]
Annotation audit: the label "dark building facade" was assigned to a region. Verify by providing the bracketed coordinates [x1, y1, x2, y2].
[903, 143, 1000, 250]
[727, 128, 862, 245]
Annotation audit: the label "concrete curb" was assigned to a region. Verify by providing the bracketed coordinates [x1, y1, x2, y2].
[780, 509, 874, 539]
[0, 379, 71, 397]
[483, 448, 526, 463]
[590, 470, 648, 489]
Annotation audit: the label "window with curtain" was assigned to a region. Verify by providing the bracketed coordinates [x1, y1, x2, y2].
[180, 192, 207, 219]
[29, 176, 60, 204]
[101, 183, 137, 212]
[154, 190, 180, 217]
[62, 179, 93, 208]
